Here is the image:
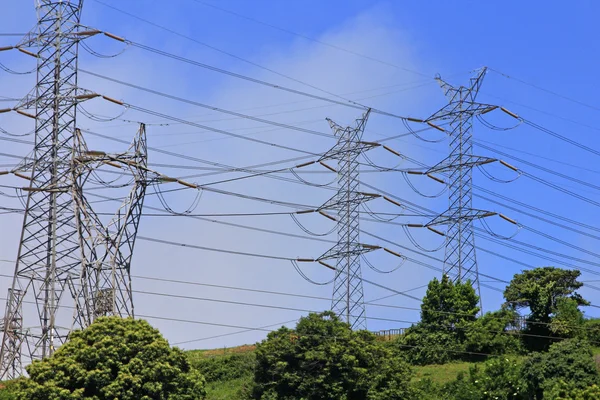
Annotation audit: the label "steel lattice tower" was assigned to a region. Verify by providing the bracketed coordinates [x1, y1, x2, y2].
[317, 110, 379, 330]
[424, 68, 497, 302]
[0, 1, 86, 373]
[71, 125, 148, 328]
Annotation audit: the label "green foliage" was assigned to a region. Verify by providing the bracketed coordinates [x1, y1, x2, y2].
[191, 352, 255, 383]
[444, 358, 527, 400]
[464, 309, 523, 358]
[397, 325, 463, 365]
[584, 318, 600, 344]
[0, 384, 17, 400]
[252, 311, 418, 400]
[545, 382, 600, 400]
[398, 275, 480, 365]
[504, 267, 588, 351]
[522, 339, 599, 399]
[551, 297, 586, 338]
[420, 275, 480, 329]
[14, 316, 206, 400]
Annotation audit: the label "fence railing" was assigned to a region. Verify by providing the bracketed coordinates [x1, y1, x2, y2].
[373, 328, 406, 340]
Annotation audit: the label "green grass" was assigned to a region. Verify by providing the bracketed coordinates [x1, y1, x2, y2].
[205, 377, 252, 400]
[189, 345, 600, 397]
[413, 361, 475, 385]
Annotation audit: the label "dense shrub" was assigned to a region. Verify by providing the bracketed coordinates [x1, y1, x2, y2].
[14, 317, 206, 400]
[397, 275, 480, 365]
[192, 352, 255, 383]
[252, 311, 418, 399]
[583, 318, 600, 344]
[464, 309, 523, 359]
[522, 339, 599, 399]
[444, 358, 527, 400]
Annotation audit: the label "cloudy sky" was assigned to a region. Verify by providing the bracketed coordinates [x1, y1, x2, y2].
[1, 0, 600, 353]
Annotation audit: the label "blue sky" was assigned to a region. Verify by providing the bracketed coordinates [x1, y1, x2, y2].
[1, 0, 600, 351]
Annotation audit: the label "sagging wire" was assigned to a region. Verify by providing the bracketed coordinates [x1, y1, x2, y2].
[402, 171, 447, 198]
[0, 61, 35, 75]
[152, 182, 203, 215]
[402, 225, 445, 253]
[480, 217, 521, 240]
[360, 202, 401, 223]
[16, 187, 28, 208]
[476, 113, 522, 131]
[89, 168, 133, 188]
[361, 151, 403, 172]
[289, 168, 337, 188]
[291, 260, 335, 286]
[290, 213, 337, 237]
[402, 119, 446, 143]
[79, 104, 129, 123]
[360, 253, 406, 274]
[80, 40, 130, 59]
[476, 163, 522, 183]
[0, 126, 35, 137]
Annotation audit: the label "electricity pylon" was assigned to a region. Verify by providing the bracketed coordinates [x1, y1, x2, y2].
[424, 68, 498, 302]
[71, 125, 148, 328]
[0, 0, 87, 373]
[316, 110, 380, 330]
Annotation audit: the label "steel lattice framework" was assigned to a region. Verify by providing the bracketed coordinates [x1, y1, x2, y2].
[0, 1, 154, 379]
[317, 110, 379, 330]
[0, 1, 86, 374]
[71, 125, 148, 328]
[424, 68, 498, 302]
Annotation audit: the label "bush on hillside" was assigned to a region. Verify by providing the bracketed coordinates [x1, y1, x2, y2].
[14, 317, 206, 400]
[444, 357, 527, 400]
[192, 351, 255, 383]
[252, 311, 418, 400]
[464, 309, 523, 359]
[396, 275, 480, 365]
[522, 339, 599, 399]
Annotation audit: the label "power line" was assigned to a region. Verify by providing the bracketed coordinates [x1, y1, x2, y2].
[185, 0, 430, 78]
[490, 68, 600, 114]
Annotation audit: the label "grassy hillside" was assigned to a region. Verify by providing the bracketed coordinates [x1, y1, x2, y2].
[186, 344, 484, 400]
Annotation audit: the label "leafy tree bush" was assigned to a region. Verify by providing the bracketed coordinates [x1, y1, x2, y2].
[522, 339, 599, 399]
[464, 309, 523, 358]
[14, 316, 206, 400]
[397, 275, 479, 364]
[504, 267, 588, 351]
[191, 352, 255, 383]
[397, 326, 463, 365]
[550, 297, 586, 338]
[252, 311, 418, 399]
[545, 382, 600, 400]
[583, 318, 600, 344]
[444, 357, 527, 400]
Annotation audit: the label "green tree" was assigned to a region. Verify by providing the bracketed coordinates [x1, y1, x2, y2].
[15, 316, 206, 400]
[398, 275, 480, 364]
[546, 382, 600, 400]
[504, 267, 588, 351]
[420, 275, 480, 329]
[522, 339, 599, 399]
[445, 357, 527, 400]
[550, 297, 586, 338]
[252, 311, 417, 400]
[464, 309, 523, 358]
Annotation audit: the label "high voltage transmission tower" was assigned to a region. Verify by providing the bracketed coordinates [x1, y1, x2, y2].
[422, 68, 500, 302]
[71, 125, 149, 328]
[314, 110, 381, 330]
[0, 1, 183, 379]
[0, 0, 88, 375]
